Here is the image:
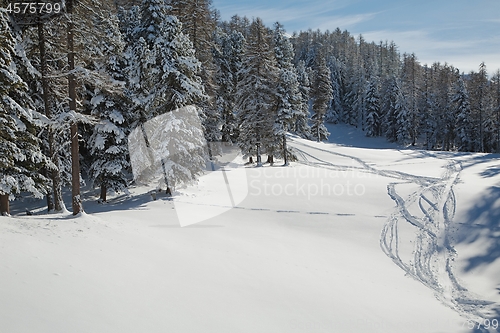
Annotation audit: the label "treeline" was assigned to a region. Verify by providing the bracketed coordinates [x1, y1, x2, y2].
[291, 29, 500, 152]
[0, 0, 498, 215]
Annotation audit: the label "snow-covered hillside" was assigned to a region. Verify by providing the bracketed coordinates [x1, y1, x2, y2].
[1, 124, 499, 333]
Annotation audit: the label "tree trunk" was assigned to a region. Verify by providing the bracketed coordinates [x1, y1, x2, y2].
[52, 153, 63, 211]
[70, 125, 82, 214]
[100, 184, 107, 202]
[266, 155, 274, 165]
[255, 129, 262, 167]
[317, 118, 321, 142]
[283, 135, 288, 166]
[67, 0, 83, 215]
[38, 19, 59, 212]
[207, 141, 215, 171]
[256, 144, 262, 167]
[0, 194, 9, 216]
[45, 185, 54, 212]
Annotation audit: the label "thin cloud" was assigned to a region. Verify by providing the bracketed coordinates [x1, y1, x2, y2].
[361, 30, 479, 52]
[214, 2, 335, 22]
[213, 1, 359, 31]
[314, 12, 380, 32]
[360, 29, 499, 73]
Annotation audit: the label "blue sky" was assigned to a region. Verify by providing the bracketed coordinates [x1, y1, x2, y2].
[212, 0, 500, 74]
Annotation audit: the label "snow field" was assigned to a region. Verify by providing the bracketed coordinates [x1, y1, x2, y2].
[1, 127, 499, 332]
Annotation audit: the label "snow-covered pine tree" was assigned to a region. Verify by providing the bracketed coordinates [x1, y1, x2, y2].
[395, 85, 411, 145]
[0, 10, 52, 215]
[419, 65, 437, 150]
[128, 0, 206, 119]
[128, 105, 207, 190]
[294, 60, 312, 139]
[87, 12, 132, 202]
[492, 70, 500, 153]
[65, 0, 82, 214]
[213, 27, 245, 143]
[425, 62, 451, 150]
[342, 82, 357, 127]
[310, 54, 332, 141]
[364, 76, 381, 137]
[350, 39, 367, 130]
[31, 17, 62, 211]
[465, 63, 489, 152]
[325, 57, 343, 124]
[170, 0, 217, 64]
[118, 5, 141, 45]
[271, 22, 302, 165]
[124, 0, 207, 191]
[340, 48, 360, 127]
[481, 77, 495, 153]
[6, 16, 54, 211]
[236, 18, 278, 165]
[381, 77, 400, 142]
[400, 53, 421, 146]
[352, 79, 366, 130]
[27, 0, 118, 215]
[475, 62, 489, 153]
[441, 66, 459, 151]
[170, 0, 221, 161]
[483, 110, 496, 153]
[225, 14, 251, 39]
[16, 7, 80, 213]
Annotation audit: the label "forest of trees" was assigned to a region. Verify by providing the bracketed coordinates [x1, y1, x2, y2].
[1, 0, 499, 215]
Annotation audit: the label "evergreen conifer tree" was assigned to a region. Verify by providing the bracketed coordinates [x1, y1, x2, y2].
[124, 0, 207, 192]
[235, 18, 278, 165]
[271, 22, 302, 164]
[0, 10, 52, 215]
[325, 57, 343, 124]
[128, 0, 206, 120]
[170, 0, 221, 161]
[87, 13, 132, 202]
[395, 86, 411, 145]
[294, 60, 312, 139]
[492, 70, 500, 152]
[310, 54, 332, 141]
[400, 53, 421, 146]
[383, 77, 402, 142]
[213, 27, 245, 143]
[364, 76, 381, 137]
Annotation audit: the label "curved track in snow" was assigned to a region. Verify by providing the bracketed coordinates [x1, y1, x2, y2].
[381, 160, 495, 322]
[288, 137, 496, 323]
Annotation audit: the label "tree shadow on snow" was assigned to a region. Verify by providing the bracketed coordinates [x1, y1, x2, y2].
[8, 187, 169, 217]
[480, 166, 500, 178]
[451, 185, 500, 331]
[454, 185, 500, 272]
[325, 123, 400, 149]
[82, 190, 171, 215]
[460, 153, 500, 174]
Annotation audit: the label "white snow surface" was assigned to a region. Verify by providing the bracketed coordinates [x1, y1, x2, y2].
[1, 124, 499, 333]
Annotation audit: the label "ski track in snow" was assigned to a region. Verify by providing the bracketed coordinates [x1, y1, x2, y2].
[171, 199, 355, 217]
[288, 137, 497, 324]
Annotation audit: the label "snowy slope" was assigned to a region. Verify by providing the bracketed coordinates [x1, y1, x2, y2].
[1, 124, 499, 333]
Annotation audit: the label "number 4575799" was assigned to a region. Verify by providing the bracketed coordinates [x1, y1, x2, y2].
[5, 2, 62, 14]
[462, 319, 499, 330]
